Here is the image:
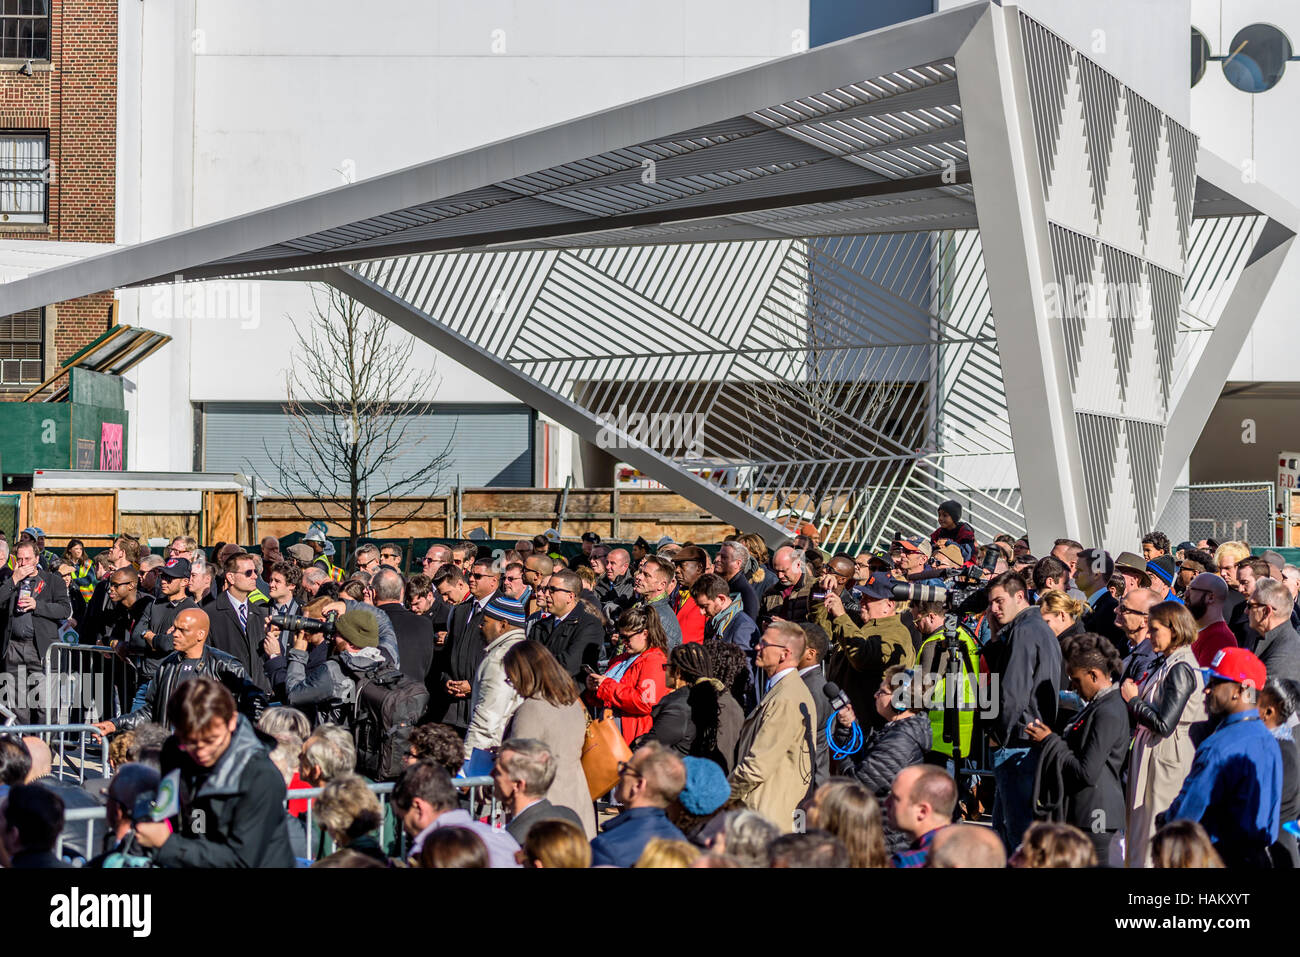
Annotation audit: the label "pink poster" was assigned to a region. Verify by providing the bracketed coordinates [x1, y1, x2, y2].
[100, 423, 123, 471]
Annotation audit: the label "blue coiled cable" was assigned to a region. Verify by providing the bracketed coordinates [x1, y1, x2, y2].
[827, 712, 863, 759]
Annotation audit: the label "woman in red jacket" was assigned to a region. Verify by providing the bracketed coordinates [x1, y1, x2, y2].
[586, 606, 669, 745]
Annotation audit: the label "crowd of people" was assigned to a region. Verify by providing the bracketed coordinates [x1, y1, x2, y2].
[0, 508, 1295, 869]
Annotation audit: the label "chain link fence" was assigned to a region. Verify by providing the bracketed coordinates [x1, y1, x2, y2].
[1182, 481, 1276, 547]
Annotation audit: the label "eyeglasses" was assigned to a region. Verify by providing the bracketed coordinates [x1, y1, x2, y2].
[468, 573, 497, 581]
[422, 557, 438, 565]
[1118, 605, 1148, 617]
[1246, 600, 1270, 611]
[233, 569, 257, 578]
[617, 760, 642, 780]
[618, 629, 646, 640]
[756, 640, 788, 653]
[538, 586, 572, 595]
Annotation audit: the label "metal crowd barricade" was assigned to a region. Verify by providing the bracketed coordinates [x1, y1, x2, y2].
[60, 806, 105, 860]
[3, 724, 110, 784]
[294, 775, 495, 863]
[54, 775, 498, 863]
[42, 642, 141, 727]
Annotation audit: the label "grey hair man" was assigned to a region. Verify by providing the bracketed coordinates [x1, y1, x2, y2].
[491, 738, 584, 844]
[1249, 578, 1300, 684]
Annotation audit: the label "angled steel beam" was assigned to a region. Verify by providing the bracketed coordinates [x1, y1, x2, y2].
[955, 5, 1090, 549]
[321, 265, 790, 542]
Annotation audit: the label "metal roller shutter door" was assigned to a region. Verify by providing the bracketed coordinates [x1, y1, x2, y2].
[201, 402, 533, 495]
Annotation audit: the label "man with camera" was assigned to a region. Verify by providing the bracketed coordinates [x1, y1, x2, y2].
[281, 605, 388, 727]
[132, 676, 295, 868]
[761, 545, 815, 628]
[94, 608, 268, 734]
[812, 574, 913, 723]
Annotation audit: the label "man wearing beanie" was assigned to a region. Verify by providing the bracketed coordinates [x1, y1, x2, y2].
[282, 605, 390, 727]
[1146, 556, 1184, 605]
[463, 595, 527, 761]
[930, 499, 976, 556]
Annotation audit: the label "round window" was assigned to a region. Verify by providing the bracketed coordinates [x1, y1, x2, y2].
[1222, 23, 1292, 92]
[1191, 27, 1210, 86]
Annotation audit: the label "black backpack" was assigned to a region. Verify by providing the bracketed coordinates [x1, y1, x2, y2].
[352, 665, 431, 781]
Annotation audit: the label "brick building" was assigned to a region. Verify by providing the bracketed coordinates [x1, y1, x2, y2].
[0, 0, 115, 396]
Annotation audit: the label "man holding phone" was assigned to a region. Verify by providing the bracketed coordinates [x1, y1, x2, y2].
[0, 539, 72, 722]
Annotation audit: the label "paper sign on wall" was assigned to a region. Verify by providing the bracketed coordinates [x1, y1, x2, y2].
[100, 423, 123, 471]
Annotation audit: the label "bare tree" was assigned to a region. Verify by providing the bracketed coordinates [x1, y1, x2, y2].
[735, 245, 921, 538]
[252, 283, 453, 553]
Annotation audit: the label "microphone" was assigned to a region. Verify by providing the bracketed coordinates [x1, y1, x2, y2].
[823, 681, 851, 712]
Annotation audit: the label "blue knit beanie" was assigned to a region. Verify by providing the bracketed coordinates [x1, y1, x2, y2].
[678, 757, 730, 815]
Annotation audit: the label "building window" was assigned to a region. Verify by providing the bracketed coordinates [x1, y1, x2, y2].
[0, 0, 50, 61]
[0, 307, 43, 385]
[0, 132, 47, 223]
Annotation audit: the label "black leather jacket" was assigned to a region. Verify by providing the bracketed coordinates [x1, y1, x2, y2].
[1126, 658, 1196, 735]
[114, 645, 268, 731]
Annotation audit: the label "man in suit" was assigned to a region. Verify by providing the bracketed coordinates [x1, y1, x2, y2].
[1247, 579, 1300, 685]
[797, 623, 832, 788]
[493, 738, 584, 844]
[80, 536, 134, 646]
[206, 552, 270, 692]
[0, 540, 72, 723]
[374, 568, 434, 684]
[730, 621, 815, 833]
[1078, 548, 1126, 658]
[695, 572, 759, 708]
[436, 560, 498, 732]
[535, 568, 604, 683]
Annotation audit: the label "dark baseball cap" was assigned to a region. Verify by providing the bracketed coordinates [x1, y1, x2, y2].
[853, 575, 896, 601]
[159, 558, 192, 579]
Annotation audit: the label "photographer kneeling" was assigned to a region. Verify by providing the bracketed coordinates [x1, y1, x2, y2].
[132, 676, 294, 867]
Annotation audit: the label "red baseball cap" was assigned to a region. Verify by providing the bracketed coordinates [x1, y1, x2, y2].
[1203, 647, 1266, 690]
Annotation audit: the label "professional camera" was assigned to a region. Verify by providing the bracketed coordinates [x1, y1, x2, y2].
[888, 542, 1001, 763]
[267, 609, 339, 635]
[890, 541, 1001, 611]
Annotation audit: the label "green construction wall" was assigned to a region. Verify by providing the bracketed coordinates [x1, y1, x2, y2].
[0, 402, 128, 474]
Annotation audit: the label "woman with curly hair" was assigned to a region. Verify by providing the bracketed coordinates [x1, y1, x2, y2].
[701, 638, 748, 765]
[649, 642, 743, 773]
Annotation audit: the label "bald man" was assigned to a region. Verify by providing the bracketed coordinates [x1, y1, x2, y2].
[927, 823, 1007, 868]
[95, 608, 267, 733]
[1184, 572, 1239, 667]
[1116, 587, 1161, 686]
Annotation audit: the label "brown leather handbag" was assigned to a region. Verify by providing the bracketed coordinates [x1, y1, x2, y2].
[581, 714, 632, 800]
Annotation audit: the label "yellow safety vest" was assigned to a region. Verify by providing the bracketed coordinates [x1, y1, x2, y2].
[916, 627, 980, 759]
[315, 555, 344, 583]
